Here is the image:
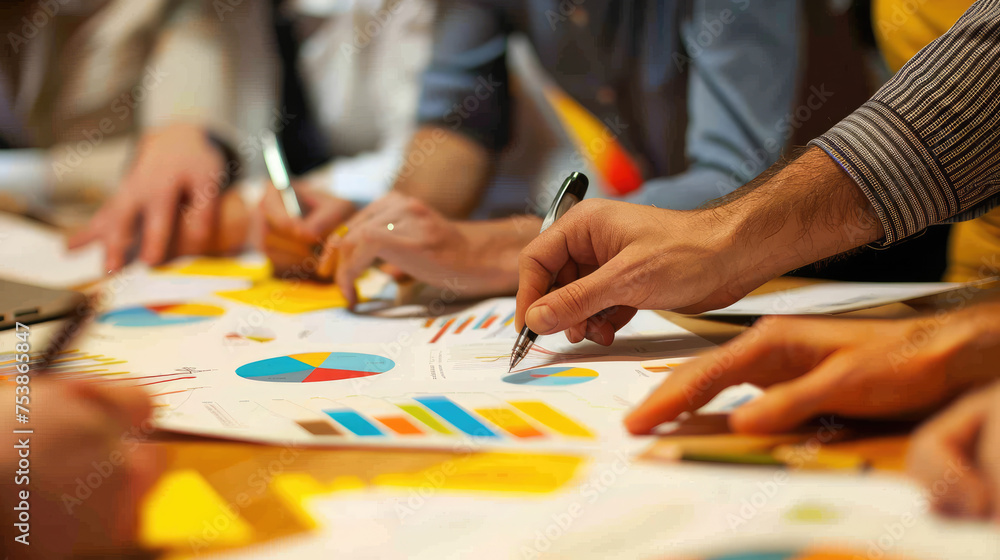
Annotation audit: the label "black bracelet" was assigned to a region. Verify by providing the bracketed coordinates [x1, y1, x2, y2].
[205, 131, 242, 190]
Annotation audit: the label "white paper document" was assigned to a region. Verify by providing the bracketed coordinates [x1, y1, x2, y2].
[0, 211, 105, 288]
[4, 262, 720, 454]
[700, 280, 991, 317]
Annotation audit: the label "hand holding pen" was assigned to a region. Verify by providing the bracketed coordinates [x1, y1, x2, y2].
[509, 172, 589, 371]
[259, 131, 356, 280]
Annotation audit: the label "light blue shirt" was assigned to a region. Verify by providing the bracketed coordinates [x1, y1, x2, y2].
[417, 0, 801, 209]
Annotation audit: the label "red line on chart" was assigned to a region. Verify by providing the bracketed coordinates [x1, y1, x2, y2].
[430, 317, 457, 343]
[118, 372, 199, 382]
[151, 389, 189, 397]
[139, 377, 198, 387]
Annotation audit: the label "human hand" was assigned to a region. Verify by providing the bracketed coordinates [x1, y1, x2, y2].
[1, 379, 160, 558]
[908, 380, 1000, 522]
[319, 192, 535, 307]
[514, 148, 891, 347]
[625, 307, 1000, 435]
[515, 199, 744, 346]
[259, 180, 356, 280]
[69, 123, 247, 270]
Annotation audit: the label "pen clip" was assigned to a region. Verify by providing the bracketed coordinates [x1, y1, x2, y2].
[540, 172, 589, 231]
[261, 131, 303, 217]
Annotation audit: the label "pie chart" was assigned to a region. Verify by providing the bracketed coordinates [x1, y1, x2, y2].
[502, 366, 598, 386]
[237, 352, 395, 383]
[98, 303, 225, 327]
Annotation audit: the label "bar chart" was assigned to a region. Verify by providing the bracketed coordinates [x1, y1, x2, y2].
[502, 366, 599, 386]
[422, 302, 518, 344]
[295, 393, 596, 443]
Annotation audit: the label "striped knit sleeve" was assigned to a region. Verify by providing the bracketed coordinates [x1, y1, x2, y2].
[809, 0, 1000, 245]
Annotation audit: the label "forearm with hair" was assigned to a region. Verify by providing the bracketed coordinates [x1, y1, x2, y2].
[712, 147, 884, 292]
[392, 126, 495, 219]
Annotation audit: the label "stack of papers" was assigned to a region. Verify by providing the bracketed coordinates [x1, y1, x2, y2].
[700, 280, 994, 316]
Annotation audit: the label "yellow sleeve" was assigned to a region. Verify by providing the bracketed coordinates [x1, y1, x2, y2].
[873, 0, 1000, 281]
[873, 0, 973, 72]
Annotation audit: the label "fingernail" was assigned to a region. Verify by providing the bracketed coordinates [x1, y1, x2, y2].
[729, 406, 758, 432]
[526, 305, 557, 333]
[586, 330, 606, 345]
[644, 444, 683, 462]
[623, 412, 642, 433]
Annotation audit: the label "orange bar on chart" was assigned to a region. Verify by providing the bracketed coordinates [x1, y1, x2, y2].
[430, 318, 456, 343]
[376, 416, 424, 435]
[480, 316, 498, 329]
[453, 316, 474, 335]
[475, 408, 545, 439]
[508, 401, 594, 438]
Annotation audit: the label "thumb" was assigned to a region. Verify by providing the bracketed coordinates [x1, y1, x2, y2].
[301, 198, 353, 240]
[525, 263, 623, 335]
[67, 226, 99, 250]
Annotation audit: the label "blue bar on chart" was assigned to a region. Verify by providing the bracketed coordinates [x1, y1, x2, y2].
[414, 396, 499, 438]
[472, 308, 496, 330]
[501, 311, 515, 327]
[325, 410, 384, 436]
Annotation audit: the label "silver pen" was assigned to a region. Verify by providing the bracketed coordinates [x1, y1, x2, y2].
[509, 172, 589, 372]
[261, 130, 303, 218]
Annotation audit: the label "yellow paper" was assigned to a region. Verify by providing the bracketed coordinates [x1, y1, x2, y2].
[217, 279, 350, 313]
[272, 473, 366, 509]
[141, 469, 254, 549]
[373, 452, 584, 494]
[160, 258, 271, 281]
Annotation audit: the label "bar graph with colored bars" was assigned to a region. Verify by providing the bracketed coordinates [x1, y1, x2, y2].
[686, 548, 919, 560]
[0, 350, 207, 390]
[423, 307, 516, 343]
[0, 349, 129, 382]
[295, 393, 594, 442]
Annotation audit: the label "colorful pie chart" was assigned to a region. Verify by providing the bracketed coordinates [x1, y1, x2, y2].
[98, 303, 225, 327]
[502, 366, 598, 386]
[237, 352, 395, 383]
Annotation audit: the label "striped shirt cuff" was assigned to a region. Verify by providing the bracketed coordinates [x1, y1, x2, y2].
[809, 100, 958, 246]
